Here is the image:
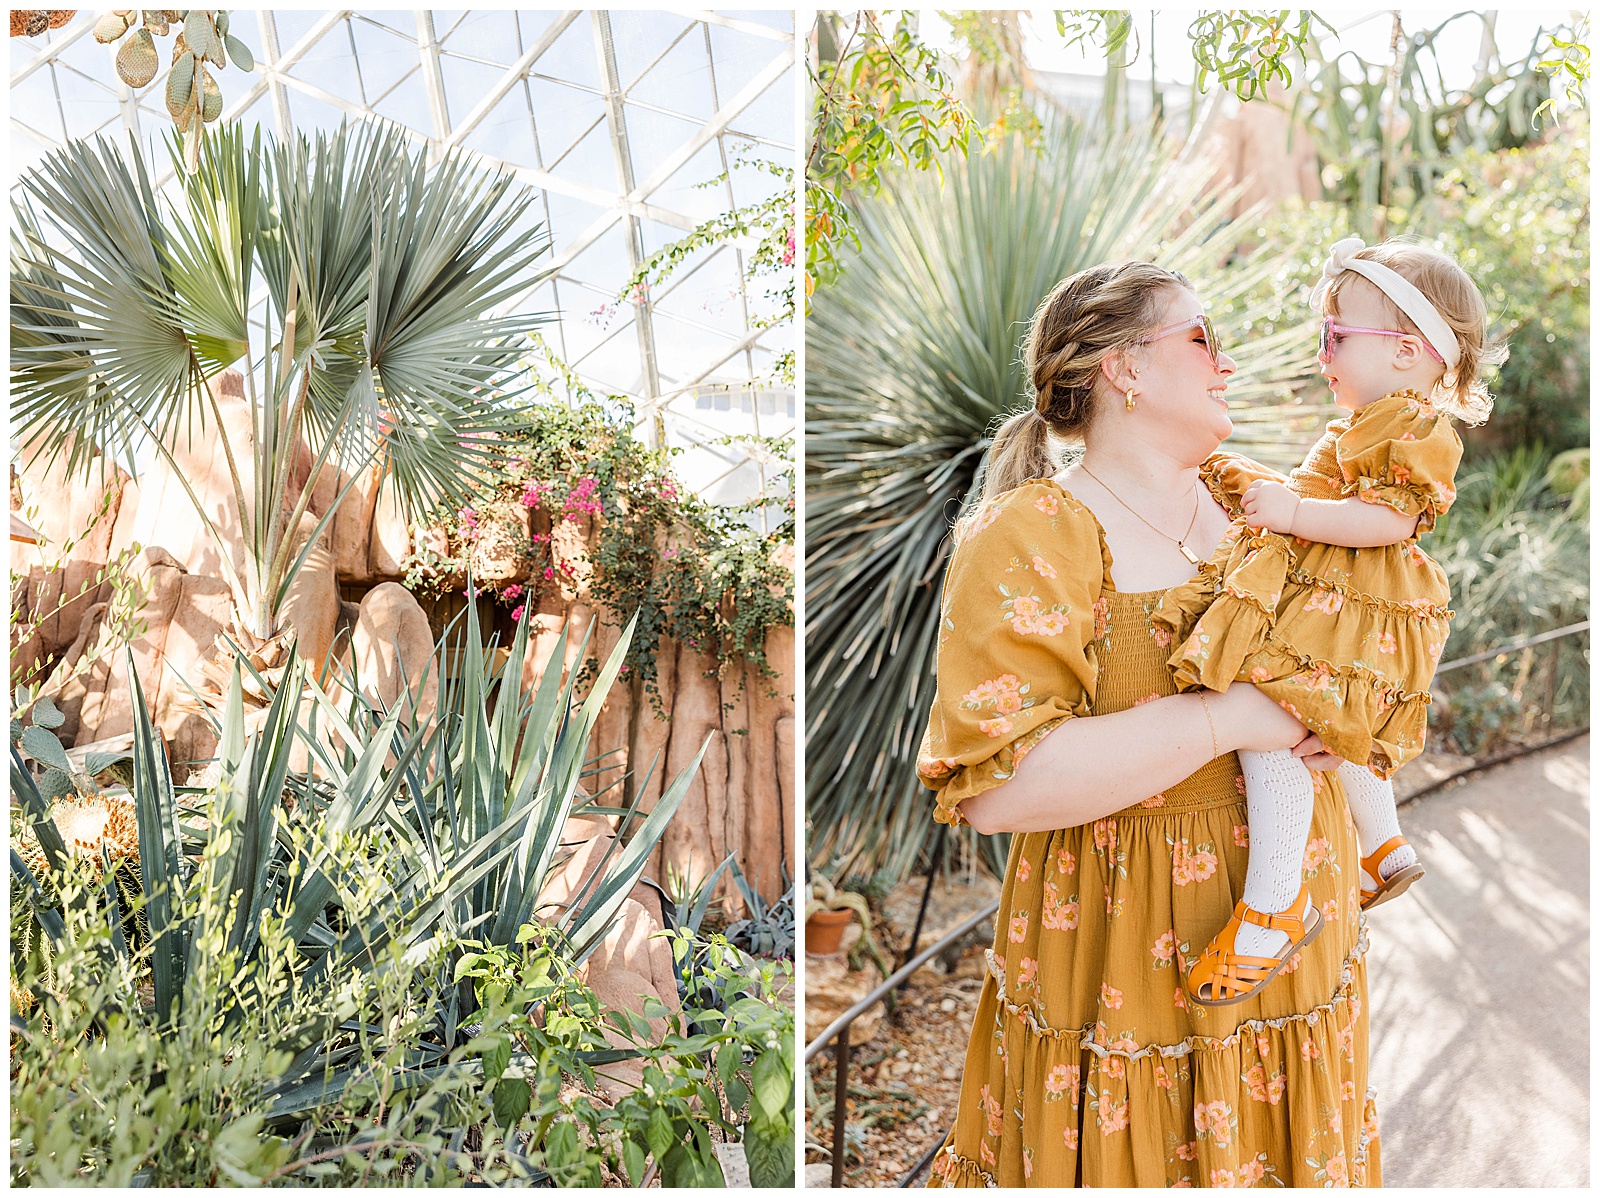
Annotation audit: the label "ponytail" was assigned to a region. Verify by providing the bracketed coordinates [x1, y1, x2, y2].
[979, 409, 1056, 504]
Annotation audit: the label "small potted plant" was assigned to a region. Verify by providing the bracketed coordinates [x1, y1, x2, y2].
[804, 872, 872, 956]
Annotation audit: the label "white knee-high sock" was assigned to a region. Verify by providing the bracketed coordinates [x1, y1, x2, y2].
[1335, 760, 1417, 889]
[1233, 748, 1317, 958]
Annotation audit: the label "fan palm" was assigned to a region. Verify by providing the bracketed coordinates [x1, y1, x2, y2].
[806, 113, 1328, 884]
[10, 120, 547, 660]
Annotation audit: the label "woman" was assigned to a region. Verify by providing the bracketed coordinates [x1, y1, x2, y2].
[918, 261, 1380, 1187]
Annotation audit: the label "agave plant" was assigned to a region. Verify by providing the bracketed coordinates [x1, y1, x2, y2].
[11, 605, 708, 1121]
[806, 113, 1328, 884]
[315, 599, 712, 1046]
[11, 120, 547, 697]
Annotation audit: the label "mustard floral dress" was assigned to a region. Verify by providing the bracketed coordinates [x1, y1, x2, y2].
[917, 457, 1381, 1188]
[1154, 391, 1462, 777]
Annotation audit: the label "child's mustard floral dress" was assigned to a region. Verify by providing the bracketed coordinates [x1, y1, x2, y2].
[917, 457, 1380, 1188]
[1154, 390, 1462, 777]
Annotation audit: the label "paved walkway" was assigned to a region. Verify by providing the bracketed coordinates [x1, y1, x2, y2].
[1368, 736, 1590, 1187]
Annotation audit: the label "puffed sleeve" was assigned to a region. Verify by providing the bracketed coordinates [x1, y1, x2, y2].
[1201, 449, 1290, 508]
[916, 480, 1109, 825]
[1335, 393, 1463, 535]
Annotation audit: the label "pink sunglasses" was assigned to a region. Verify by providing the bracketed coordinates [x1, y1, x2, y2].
[1138, 314, 1220, 366]
[1319, 317, 1444, 364]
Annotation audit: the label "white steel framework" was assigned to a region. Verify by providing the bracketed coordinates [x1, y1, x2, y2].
[10, 9, 795, 509]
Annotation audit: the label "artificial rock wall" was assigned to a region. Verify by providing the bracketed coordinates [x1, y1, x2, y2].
[11, 371, 794, 907]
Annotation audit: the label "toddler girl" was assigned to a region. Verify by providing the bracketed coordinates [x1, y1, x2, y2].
[1156, 238, 1506, 1006]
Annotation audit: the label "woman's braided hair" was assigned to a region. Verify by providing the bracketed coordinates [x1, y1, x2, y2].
[981, 261, 1190, 502]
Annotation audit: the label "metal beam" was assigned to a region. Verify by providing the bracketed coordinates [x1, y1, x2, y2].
[442, 10, 582, 149]
[544, 42, 794, 272]
[414, 10, 451, 152]
[593, 10, 663, 421]
[9, 12, 97, 87]
[674, 11, 794, 43]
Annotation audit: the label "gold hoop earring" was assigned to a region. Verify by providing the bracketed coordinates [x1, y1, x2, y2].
[1125, 387, 1137, 412]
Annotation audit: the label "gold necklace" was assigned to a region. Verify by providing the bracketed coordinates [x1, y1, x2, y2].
[1078, 464, 1203, 565]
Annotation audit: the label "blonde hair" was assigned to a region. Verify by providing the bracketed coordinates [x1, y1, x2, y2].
[981, 261, 1190, 501]
[1319, 239, 1507, 425]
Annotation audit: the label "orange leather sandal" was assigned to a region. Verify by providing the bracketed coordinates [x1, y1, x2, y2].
[1359, 835, 1425, 910]
[1184, 886, 1324, 1008]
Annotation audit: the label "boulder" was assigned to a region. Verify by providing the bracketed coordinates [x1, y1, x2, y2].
[351, 582, 438, 726]
[15, 438, 131, 659]
[368, 482, 410, 578]
[581, 896, 682, 1102]
[328, 460, 383, 584]
[68, 546, 232, 770]
[106, 370, 254, 594]
[279, 514, 340, 681]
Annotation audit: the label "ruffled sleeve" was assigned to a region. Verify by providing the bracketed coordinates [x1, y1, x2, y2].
[1200, 449, 1290, 513]
[1334, 392, 1463, 535]
[916, 480, 1108, 825]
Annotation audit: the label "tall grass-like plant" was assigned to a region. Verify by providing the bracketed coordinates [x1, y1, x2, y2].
[10, 121, 547, 658]
[806, 114, 1327, 883]
[1422, 447, 1590, 753]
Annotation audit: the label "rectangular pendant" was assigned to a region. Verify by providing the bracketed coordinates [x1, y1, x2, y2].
[1179, 544, 1200, 565]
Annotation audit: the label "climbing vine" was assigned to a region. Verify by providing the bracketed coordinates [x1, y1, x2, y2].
[402, 400, 792, 709]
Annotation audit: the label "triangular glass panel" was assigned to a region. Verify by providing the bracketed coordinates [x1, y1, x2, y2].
[437, 10, 520, 69]
[11, 67, 66, 146]
[531, 17, 600, 92]
[606, 11, 695, 88]
[272, 10, 337, 61]
[724, 67, 793, 146]
[561, 226, 634, 297]
[439, 52, 512, 133]
[546, 119, 619, 195]
[348, 14, 421, 104]
[524, 76, 607, 170]
[639, 140, 726, 221]
[369, 71, 433, 137]
[648, 311, 740, 382]
[706, 24, 785, 98]
[282, 86, 360, 140]
[616, 106, 706, 191]
[625, 28, 716, 123]
[573, 324, 644, 399]
[462, 92, 540, 175]
[540, 192, 613, 263]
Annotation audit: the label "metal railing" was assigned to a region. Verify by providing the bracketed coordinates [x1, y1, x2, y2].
[804, 899, 999, 1189]
[804, 620, 1591, 1188]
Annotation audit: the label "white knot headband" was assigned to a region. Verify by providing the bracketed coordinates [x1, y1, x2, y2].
[1309, 237, 1461, 369]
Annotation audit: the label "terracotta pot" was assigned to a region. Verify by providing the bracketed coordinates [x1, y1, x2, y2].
[804, 907, 856, 956]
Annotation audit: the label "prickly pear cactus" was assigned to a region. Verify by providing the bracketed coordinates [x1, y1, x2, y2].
[9, 11, 74, 39]
[90, 9, 253, 171]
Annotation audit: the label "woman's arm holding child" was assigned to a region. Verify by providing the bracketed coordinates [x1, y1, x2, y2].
[1241, 479, 1419, 547]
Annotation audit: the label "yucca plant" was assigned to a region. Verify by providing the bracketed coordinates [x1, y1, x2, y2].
[11, 120, 547, 700]
[806, 113, 1329, 884]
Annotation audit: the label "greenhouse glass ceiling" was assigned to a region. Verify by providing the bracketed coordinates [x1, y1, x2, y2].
[10, 10, 795, 511]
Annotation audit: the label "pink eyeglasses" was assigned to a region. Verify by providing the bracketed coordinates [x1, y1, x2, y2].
[1319, 317, 1444, 364]
[1138, 314, 1220, 366]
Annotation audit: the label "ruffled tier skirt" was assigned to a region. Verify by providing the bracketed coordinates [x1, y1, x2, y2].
[929, 772, 1381, 1188]
[1153, 526, 1453, 777]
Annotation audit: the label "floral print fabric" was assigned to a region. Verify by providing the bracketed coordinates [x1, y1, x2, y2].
[1155, 391, 1462, 777]
[919, 464, 1380, 1188]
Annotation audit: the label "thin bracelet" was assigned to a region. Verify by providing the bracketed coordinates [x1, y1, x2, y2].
[1286, 495, 1301, 537]
[1198, 692, 1219, 760]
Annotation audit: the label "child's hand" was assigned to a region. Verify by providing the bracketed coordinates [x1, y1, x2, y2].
[1241, 480, 1300, 533]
